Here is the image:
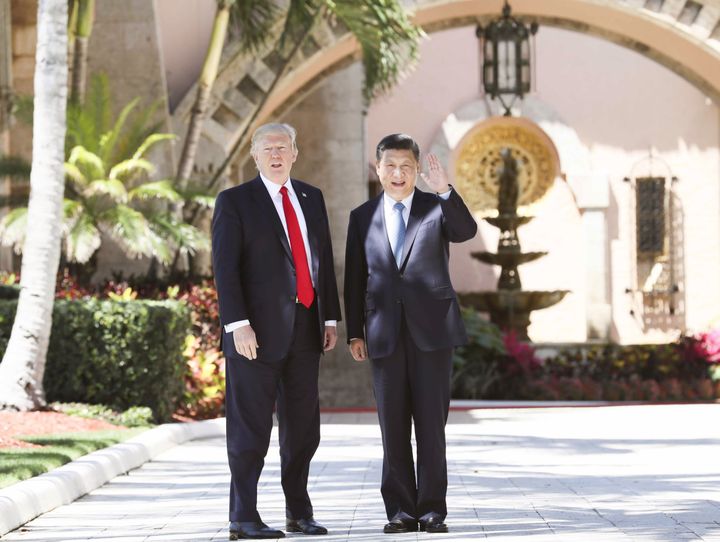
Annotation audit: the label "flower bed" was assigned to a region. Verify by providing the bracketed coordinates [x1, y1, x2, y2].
[452, 307, 720, 402]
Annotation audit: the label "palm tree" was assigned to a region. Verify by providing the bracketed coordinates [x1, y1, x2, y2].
[0, 98, 211, 280]
[0, 0, 69, 411]
[68, 0, 95, 104]
[175, 0, 422, 186]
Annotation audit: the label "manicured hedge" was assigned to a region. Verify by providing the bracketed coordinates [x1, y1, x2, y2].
[0, 299, 190, 421]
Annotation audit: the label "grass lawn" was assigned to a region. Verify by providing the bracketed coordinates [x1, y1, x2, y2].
[0, 428, 149, 489]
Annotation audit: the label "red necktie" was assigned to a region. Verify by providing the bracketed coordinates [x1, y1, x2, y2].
[280, 186, 314, 308]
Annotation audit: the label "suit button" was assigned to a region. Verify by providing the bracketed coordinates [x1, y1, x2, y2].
[396, 300, 401, 304]
[399, 273, 404, 278]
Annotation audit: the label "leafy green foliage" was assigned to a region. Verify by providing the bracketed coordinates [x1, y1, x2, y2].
[453, 308, 720, 402]
[0, 298, 190, 421]
[228, 0, 422, 102]
[452, 308, 508, 399]
[0, 74, 213, 267]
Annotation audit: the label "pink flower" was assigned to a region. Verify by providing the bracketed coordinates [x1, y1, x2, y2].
[503, 330, 543, 372]
[692, 328, 720, 363]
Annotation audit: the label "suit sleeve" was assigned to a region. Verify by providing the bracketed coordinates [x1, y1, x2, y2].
[211, 191, 248, 327]
[319, 191, 341, 322]
[440, 188, 478, 243]
[344, 211, 368, 343]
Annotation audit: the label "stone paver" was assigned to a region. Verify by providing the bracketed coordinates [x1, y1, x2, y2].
[3, 404, 720, 541]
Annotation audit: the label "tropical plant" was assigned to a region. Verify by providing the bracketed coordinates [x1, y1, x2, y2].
[0, 0, 69, 411]
[207, 0, 423, 188]
[0, 75, 213, 279]
[173, 0, 423, 272]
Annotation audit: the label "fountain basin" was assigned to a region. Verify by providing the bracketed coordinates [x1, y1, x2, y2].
[458, 290, 570, 340]
[472, 251, 547, 267]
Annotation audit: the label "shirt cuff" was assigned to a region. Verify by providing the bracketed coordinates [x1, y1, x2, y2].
[224, 320, 250, 333]
[438, 187, 452, 199]
[324, 320, 337, 326]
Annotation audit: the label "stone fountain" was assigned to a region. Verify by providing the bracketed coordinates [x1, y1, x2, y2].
[459, 148, 568, 340]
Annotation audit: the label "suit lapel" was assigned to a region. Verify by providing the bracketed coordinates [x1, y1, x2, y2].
[400, 189, 432, 268]
[292, 180, 320, 282]
[249, 176, 293, 263]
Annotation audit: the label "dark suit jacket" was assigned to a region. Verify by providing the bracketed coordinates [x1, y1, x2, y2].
[212, 176, 341, 362]
[344, 188, 477, 359]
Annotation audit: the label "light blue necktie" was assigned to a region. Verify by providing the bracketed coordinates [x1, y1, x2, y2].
[392, 202, 406, 267]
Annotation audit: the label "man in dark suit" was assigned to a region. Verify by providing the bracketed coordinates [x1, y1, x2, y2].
[344, 133, 477, 534]
[212, 122, 341, 540]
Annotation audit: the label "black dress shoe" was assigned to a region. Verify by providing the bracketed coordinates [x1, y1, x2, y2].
[286, 517, 328, 535]
[419, 516, 448, 533]
[383, 518, 418, 533]
[229, 521, 285, 539]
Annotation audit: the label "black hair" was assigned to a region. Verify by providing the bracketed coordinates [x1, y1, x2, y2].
[375, 133, 420, 162]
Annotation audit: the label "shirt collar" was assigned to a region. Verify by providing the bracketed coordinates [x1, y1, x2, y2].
[383, 190, 414, 212]
[259, 172, 295, 199]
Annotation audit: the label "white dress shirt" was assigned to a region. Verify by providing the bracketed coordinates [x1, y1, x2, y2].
[225, 174, 336, 333]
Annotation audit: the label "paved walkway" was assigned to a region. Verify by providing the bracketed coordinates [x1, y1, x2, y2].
[3, 404, 720, 541]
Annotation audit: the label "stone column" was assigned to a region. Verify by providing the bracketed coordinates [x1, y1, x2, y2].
[281, 62, 373, 407]
[574, 172, 612, 339]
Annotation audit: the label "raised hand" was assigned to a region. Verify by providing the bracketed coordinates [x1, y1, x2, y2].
[420, 153, 450, 194]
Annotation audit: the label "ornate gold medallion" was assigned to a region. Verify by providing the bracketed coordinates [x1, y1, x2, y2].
[452, 116, 560, 214]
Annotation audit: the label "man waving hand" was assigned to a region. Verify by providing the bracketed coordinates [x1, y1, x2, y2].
[344, 133, 477, 534]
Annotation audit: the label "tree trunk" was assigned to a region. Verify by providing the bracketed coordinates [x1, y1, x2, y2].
[174, 5, 230, 185]
[69, 0, 95, 104]
[0, 0, 68, 411]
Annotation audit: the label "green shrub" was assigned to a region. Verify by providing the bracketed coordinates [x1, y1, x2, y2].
[0, 299, 190, 421]
[452, 308, 507, 399]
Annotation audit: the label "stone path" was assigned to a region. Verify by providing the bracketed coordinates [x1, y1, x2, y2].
[4, 404, 720, 541]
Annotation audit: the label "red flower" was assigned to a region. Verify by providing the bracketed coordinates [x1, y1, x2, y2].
[691, 328, 720, 364]
[502, 330, 543, 372]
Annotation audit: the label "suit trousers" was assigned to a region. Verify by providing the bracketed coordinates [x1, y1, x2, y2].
[371, 310, 452, 522]
[225, 301, 322, 522]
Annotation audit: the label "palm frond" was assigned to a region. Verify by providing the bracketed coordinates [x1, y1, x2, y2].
[63, 198, 84, 222]
[132, 133, 175, 160]
[148, 212, 210, 257]
[0, 207, 28, 254]
[98, 97, 139, 164]
[88, 73, 112, 135]
[327, 0, 423, 101]
[64, 211, 102, 264]
[128, 180, 182, 203]
[112, 100, 163, 165]
[86, 179, 128, 203]
[67, 145, 106, 181]
[176, 181, 216, 208]
[228, 0, 282, 52]
[108, 158, 154, 182]
[63, 162, 89, 189]
[0, 155, 31, 180]
[66, 73, 111, 154]
[98, 204, 155, 259]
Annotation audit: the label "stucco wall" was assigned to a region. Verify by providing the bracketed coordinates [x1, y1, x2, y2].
[368, 26, 720, 343]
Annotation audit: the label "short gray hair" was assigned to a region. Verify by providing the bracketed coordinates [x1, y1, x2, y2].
[251, 123, 297, 153]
